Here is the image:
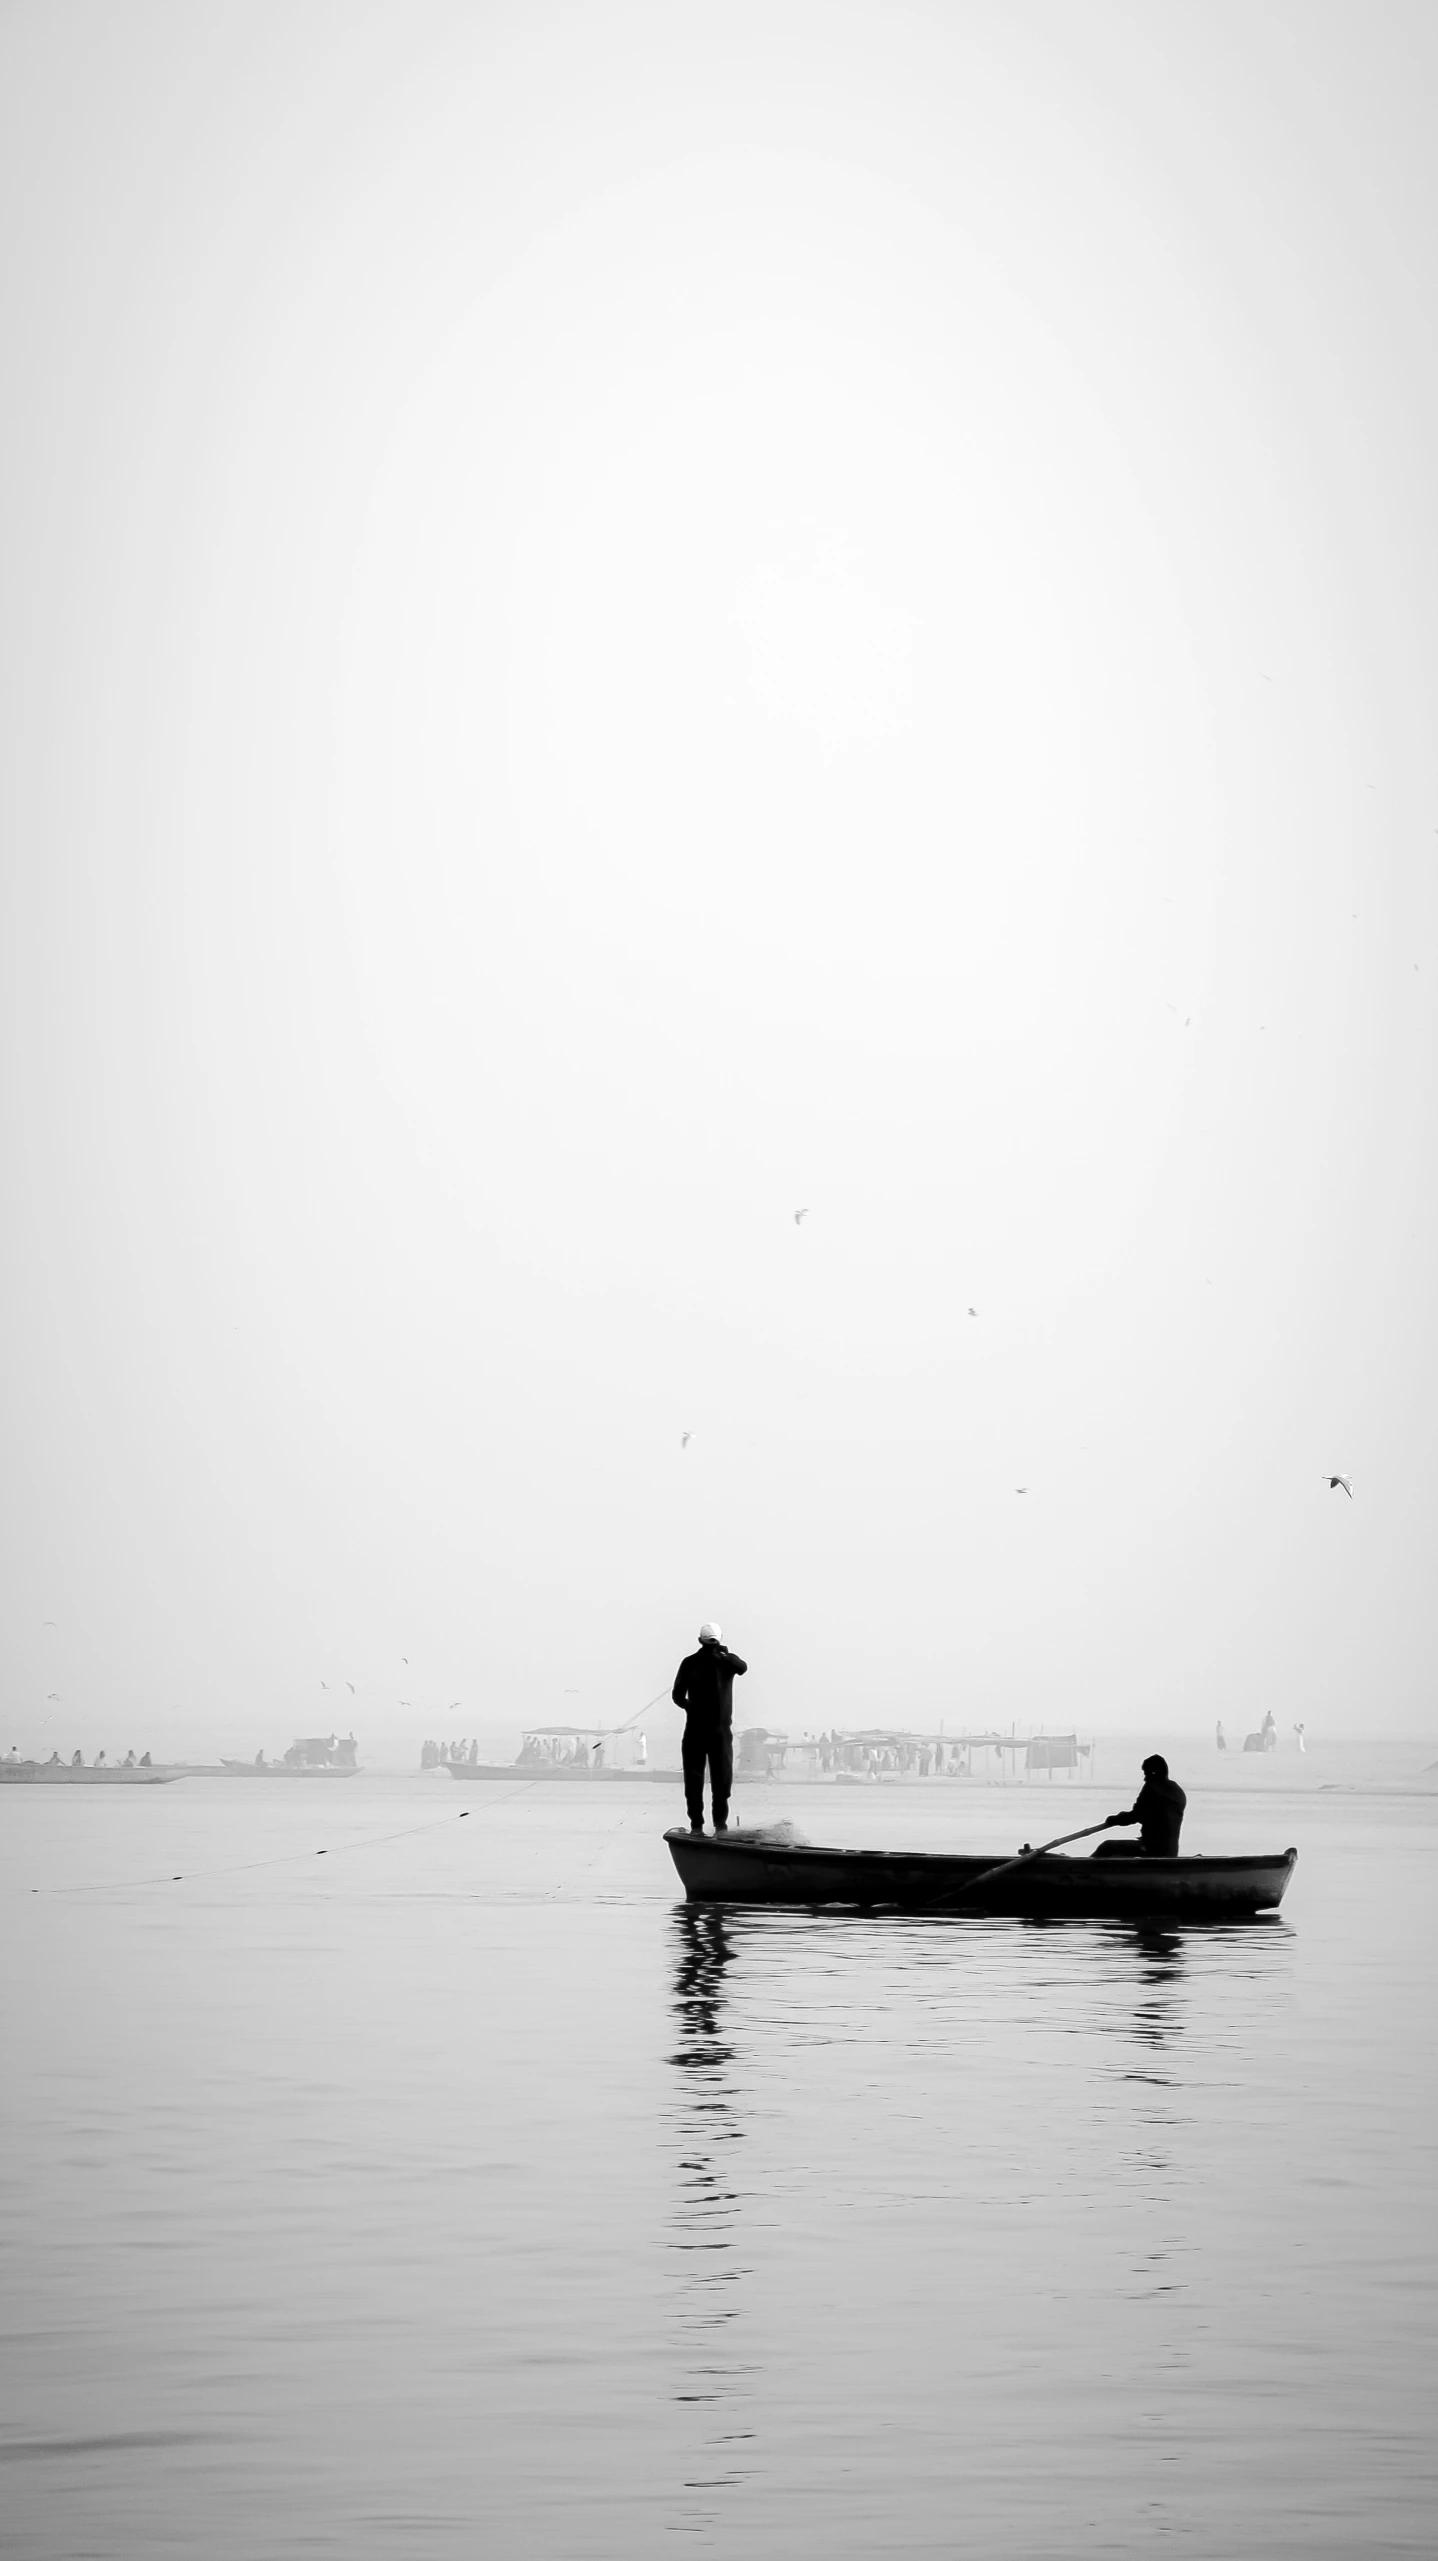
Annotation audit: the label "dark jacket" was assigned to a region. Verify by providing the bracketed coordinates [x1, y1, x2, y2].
[672, 1642, 748, 1728]
[1111, 1773, 1187, 1857]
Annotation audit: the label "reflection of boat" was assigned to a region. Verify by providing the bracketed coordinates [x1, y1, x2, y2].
[0, 1760, 181, 1785]
[665, 1827, 1297, 1919]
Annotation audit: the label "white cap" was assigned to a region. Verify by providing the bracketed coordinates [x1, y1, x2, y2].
[698, 1621, 722, 1644]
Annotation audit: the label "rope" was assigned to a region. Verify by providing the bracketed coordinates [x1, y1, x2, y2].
[605, 1687, 670, 1737]
[26, 1804, 497, 1896]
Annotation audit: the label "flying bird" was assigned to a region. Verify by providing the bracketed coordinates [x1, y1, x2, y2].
[680, 1431, 691, 1449]
[321, 1682, 329, 1691]
[46, 1691, 59, 1701]
[43, 1619, 57, 1628]
[1015, 1487, 1028, 1495]
[968, 1307, 977, 1317]
[345, 1682, 355, 1694]
[794, 1208, 809, 1225]
[1323, 1475, 1354, 1499]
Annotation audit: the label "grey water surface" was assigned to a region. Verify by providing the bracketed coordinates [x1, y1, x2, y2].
[3, 1776, 1434, 2558]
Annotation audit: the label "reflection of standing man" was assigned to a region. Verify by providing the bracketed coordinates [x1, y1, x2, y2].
[671, 1622, 747, 1836]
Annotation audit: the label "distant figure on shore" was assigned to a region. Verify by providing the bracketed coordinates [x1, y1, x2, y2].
[140, 1751, 151, 1766]
[672, 1622, 747, 1836]
[1093, 1755, 1186, 1858]
[1294, 1721, 1306, 1753]
[71, 1750, 82, 1767]
[1215, 1720, 1226, 1753]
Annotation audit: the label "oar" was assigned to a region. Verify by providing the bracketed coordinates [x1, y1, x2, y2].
[942, 1819, 1112, 1905]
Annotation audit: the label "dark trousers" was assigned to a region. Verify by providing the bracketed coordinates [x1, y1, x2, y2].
[682, 1720, 732, 1830]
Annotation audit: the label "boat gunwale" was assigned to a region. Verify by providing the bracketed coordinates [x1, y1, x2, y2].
[663, 1830, 1297, 1916]
[664, 1829, 1296, 1877]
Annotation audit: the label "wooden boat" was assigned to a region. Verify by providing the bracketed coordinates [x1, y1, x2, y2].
[664, 1825, 1297, 1919]
[443, 1760, 679, 1783]
[216, 1759, 358, 1778]
[0, 1760, 182, 1786]
[440, 1724, 673, 1781]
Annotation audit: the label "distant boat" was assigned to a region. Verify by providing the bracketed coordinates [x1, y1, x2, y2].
[444, 1758, 678, 1783]
[0, 1760, 181, 1786]
[665, 1828, 1297, 1920]
[216, 1735, 360, 1777]
[216, 1759, 359, 1778]
[441, 1724, 674, 1781]
[739, 1727, 1092, 1781]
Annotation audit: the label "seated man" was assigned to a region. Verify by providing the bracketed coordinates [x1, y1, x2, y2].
[1092, 1754, 1186, 1858]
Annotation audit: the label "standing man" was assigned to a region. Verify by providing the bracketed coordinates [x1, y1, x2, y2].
[1092, 1754, 1187, 1857]
[672, 1621, 747, 1835]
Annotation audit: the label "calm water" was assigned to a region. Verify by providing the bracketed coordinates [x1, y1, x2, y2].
[3, 1774, 1435, 2558]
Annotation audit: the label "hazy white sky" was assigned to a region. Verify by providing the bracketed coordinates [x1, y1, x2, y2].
[3, 0, 1436, 1756]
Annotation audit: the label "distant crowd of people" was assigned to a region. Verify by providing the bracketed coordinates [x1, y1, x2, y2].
[1214, 1713, 1308, 1755]
[2, 1748, 153, 1767]
[827, 1735, 975, 1777]
[421, 1738, 480, 1767]
[741, 1731, 984, 1779]
[516, 1733, 607, 1766]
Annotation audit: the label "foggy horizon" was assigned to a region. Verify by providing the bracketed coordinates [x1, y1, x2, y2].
[7, 18, 1438, 2561]
[5, 1, 1437, 1754]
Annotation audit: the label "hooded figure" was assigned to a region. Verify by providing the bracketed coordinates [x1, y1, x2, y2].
[671, 1623, 747, 1835]
[1092, 1754, 1186, 1858]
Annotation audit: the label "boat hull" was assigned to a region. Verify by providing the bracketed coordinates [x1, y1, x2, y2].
[215, 1762, 359, 1778]
[443, 1763, 679, 1782]
[664, 1828, 1297, 1919]
[0, 1763, 182, 1785]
